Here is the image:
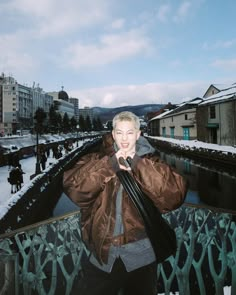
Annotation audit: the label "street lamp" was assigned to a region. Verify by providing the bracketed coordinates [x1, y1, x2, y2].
[76, 124, 80, 147]
[35, 124, 41, 175]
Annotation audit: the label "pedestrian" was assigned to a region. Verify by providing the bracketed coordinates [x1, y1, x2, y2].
[12, 152, 20, 167]
[7, 152, 13, 170]
[8, 165, 24, 193]
[8, 167, 17, 193]
[17, 164, 25, 188]
[63, 111, 187, 295]
[40, 152, 47, 170]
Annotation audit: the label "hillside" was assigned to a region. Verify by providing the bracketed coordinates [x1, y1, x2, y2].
[92, 104, 164, 123]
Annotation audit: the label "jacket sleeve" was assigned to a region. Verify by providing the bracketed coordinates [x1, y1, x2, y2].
[131, 155, 188, 213]
[63, 153, 116, 209]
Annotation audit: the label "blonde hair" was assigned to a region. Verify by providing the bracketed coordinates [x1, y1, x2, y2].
[112, 111, 140, 130]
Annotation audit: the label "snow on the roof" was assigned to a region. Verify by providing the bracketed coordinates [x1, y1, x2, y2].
[188, 98, 202, 104]
[200, 86, 236, 105]
[149, 109, 173, 121]
[212, 83, 236, 91]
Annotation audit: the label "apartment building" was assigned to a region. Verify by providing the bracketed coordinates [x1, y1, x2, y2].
[0, 73, 54, 135]
[69, 97, 79, 121]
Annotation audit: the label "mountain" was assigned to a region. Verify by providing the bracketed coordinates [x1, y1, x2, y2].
[91, 104, 164, 123]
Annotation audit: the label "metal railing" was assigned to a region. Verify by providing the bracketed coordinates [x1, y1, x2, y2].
[0, 203, 235, 294]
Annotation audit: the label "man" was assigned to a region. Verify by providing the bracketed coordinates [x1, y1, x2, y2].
[63, 111, 187, 295]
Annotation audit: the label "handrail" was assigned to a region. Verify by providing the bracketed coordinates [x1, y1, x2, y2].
[0, 204, 235, 294]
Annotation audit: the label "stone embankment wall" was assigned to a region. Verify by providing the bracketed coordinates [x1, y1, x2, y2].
[148, 138, 236, 169]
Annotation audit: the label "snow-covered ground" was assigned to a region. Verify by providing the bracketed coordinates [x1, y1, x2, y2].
[148, 136, 236, 154]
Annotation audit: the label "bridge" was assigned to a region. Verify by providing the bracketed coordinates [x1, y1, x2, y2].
[0, 137, 235, 294]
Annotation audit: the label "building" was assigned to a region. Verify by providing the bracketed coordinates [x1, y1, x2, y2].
[69, 97, 79, 121]
[148, 103, 176, 136]
[79, 107, 94, 123]
[203, 83, 236, 98]
[0, 74, 32, 135]
[31, 82, 53, 119]
[0, 73, 56, 135]
[197, 86, 236, 145]
[47, 87, 75, 119]
[149, 98, 201, 140]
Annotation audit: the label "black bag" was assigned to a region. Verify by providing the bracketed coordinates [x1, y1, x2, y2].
[116, 169, 177, 263]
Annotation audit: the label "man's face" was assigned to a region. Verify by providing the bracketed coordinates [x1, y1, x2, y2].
[112, 120, 141, 154]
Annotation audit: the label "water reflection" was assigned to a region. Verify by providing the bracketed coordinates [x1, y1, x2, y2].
[159, 152, 236, 211]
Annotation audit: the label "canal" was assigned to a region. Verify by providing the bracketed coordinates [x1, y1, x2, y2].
[157, 148, 236, 212]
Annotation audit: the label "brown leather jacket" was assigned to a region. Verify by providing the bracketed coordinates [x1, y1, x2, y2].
[63, 134, 187, 264]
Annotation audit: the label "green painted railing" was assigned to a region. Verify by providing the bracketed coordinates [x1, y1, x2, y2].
[0, 204, 235, 294]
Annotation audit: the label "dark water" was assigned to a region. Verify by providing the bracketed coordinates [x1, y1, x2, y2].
[158, 150, 236, 211]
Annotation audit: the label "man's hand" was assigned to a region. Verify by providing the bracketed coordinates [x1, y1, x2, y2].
[115, 150, 135, 170]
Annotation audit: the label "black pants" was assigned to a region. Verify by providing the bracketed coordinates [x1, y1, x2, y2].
[72, 257, 157, 295]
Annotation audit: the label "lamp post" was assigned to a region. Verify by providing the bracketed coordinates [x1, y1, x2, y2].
[76, 124, 80, 147]
[35, 124, 41, 175]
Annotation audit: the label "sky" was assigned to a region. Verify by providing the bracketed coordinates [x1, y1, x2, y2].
[0, 0, 236, 108]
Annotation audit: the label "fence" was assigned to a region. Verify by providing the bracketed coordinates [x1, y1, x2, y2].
[0, 204, 235, 294]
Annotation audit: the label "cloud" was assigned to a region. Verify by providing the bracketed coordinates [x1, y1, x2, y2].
[111, 18, 125, 30]
[211, 59, 236, 71]
[173, 1, 192, 23]
[1, 0, 111, 37]
[156, 4, 171, 23]
[70, 81, 209, 108]
[203, 39, 236, 50]
[0, 33, 39, 77]
[61, 29, 152, 69]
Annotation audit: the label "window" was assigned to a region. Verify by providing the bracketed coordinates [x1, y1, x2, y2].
[210, 106, 216, 119]
[185, 114, 188, 120]
[162, 127, 166, 137]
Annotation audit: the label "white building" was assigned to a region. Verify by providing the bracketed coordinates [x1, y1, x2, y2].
[69, 97, 79, 121]
[0, 74, 32, 135]
[31, 82, 53, 117]
[0, 73, 55, 135]
[47, 88, 75, 119]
